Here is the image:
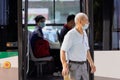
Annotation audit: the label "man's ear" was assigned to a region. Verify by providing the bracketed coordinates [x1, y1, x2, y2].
[79, 20, 83, 25]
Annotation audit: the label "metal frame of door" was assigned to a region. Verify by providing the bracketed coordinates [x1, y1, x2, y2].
[18, 0, 28, 80]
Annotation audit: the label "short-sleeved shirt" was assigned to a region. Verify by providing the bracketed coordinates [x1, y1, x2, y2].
[61, 28, 89, 62]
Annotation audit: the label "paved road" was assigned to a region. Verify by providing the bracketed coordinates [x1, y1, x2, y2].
[0, 68, 119, 80]
[95, 76, 120, 80]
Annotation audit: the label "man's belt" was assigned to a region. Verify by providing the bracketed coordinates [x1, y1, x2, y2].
[69, 60, 86, 64]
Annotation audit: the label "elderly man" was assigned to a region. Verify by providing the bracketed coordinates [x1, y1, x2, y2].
[60, 13, 96, 80]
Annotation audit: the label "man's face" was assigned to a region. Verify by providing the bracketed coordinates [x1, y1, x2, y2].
[81, 17, 89, 26]
[38, 18, 46, 27]
[69, 20, 75, 28]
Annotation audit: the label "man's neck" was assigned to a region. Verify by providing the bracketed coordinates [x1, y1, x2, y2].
[75, 25, 83, 34]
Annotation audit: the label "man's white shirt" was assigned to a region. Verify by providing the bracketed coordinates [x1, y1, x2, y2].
[61, 28, 90, 62]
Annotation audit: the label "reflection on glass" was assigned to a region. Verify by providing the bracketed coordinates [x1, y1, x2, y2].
[113, 0, 120, 29]
[28, 8, 49, 24]
[27, 0, 54, 24]
[112, 32, 119, 49]
[112, 0, 120, 50]
[25, 0, 80, 24]
[55, 0, 80, 23]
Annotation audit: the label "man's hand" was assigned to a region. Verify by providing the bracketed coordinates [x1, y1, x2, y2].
[90, 63, 96, 73]
[62, 63, 69, 76]
[60, 50, 69, 76]
[87, 50, 96, 73]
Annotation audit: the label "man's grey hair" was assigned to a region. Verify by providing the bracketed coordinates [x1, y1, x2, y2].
[74, 13, 88, 24]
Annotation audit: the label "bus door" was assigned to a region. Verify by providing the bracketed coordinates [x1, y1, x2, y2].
[21, 0, 94, 80]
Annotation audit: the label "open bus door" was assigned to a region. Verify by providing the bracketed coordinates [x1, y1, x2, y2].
[18, 0, 94, 80]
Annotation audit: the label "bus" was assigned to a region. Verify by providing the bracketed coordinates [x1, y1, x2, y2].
[0, 0, 120, 80]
